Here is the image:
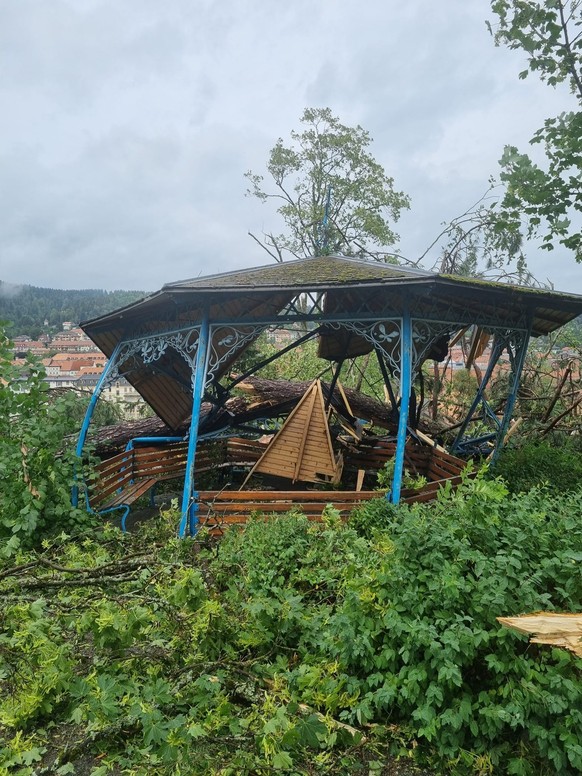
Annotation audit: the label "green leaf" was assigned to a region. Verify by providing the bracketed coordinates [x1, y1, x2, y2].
[272, 750, 294, 770]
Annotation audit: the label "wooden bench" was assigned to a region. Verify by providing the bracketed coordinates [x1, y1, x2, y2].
[195, 442, 474, 531]
[196, 489, 380, 531]
[86, 434, 471, 533]
[86, 438, 267, 529]
[86, 442, 189, 529]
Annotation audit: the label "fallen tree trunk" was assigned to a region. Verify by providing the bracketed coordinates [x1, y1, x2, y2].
[235, 376, 396, 429]
[88, 379, 398, 456]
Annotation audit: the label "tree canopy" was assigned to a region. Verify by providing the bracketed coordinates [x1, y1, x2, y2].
[246, 107, 410, 262]
[489, 0, 582, 262]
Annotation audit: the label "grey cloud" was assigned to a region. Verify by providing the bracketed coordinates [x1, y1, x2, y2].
[0, 0, 580, 295]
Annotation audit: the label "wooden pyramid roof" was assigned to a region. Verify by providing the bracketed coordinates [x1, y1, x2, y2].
[247, 380, 341, 485]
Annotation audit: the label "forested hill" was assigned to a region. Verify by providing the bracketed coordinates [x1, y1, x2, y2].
[0, 281, 146, 337]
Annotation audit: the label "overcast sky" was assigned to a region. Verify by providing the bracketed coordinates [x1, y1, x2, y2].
[0, 0, 580, 295]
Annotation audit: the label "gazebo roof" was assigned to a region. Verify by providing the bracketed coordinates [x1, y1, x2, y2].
[81, 255, 582, 429]
[164, 255, 433, 289]
[84, 255, 582, 337]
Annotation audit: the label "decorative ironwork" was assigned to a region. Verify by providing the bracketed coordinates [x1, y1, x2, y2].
[411, 320, 457, 374]
[141, 339, 169, 364]
[207, 324, 268, 383]
[323, 319, 402, 377]
[101, 327, 203, 390]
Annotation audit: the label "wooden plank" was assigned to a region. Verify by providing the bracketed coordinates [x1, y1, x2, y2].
[432, 448, 467, 467]
[95, 477, 157, 510]
[428, 460, 463, 480]
[198, 490, 379, 502]
[414, 429, 448, 454]
[92, 471, 135, 504]
[293, 384, 318, 481]
[428, 454, 462, 473]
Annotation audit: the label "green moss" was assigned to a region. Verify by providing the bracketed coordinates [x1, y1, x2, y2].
[169, 255, 423, 289]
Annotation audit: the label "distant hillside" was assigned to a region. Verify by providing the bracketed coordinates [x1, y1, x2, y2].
[0, 281, 146, 337]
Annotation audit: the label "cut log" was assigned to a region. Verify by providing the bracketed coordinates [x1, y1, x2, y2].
[497, 612, 582, 657]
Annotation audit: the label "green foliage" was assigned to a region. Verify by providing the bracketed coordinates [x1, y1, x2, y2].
[2, 477, 582, 773]
[0, 328, 96, 553]
[494, 438, 582, 494]
[489, 1, 582, 261]
[0, 282, 144, 337]
[434, 187, 532, 285]
[490, 1, 582, 92]
[246, 107, 410, 261]
[374, 461, 428, 494]
[343, 480, 582, 773]
[0, 518, 382, 775]
[247, 335, 388, 402]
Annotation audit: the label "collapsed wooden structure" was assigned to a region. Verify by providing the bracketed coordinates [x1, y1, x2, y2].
[73, 255, 582, 535]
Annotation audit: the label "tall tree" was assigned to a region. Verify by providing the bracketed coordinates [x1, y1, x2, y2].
[246, 107, 410, 262]
[489, 0, 582, 262]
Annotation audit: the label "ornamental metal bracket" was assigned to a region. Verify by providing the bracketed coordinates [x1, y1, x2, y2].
[323, 319, 403, 379]
[206, 323, 268, 385]
[411, 319, 458, 377]
[102, 327, 203, 390]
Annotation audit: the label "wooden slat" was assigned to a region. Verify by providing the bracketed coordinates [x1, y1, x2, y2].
[428, 460, 463, 481]
[199, 490, 379, 501]
[99, 478, 158, 510]
[428, 455, 463, 474]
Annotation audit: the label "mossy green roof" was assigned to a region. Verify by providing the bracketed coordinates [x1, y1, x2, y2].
[164, 255, 431, 291]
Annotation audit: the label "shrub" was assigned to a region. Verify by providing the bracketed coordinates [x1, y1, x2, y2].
[0, 328, 95, 554]
[1, 478, 582, 774]
[493, 439, 582, 494]
[318, 475, 582, 773]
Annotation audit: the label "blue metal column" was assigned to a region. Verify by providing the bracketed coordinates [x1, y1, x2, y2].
[178, 311, 210, 538]
[451, 336, 504, 454]
[390, 310, 412, 504]
[490, 328, 531, 465]
[72, 342, 122, 507]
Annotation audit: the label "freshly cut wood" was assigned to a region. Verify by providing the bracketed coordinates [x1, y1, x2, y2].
[497, 612, 582, 657]
[414, 429, 448, 454]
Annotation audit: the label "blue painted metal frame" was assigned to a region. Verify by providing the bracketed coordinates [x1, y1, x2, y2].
[451, 325, 531, 458]
[179, 310, 210, 538]
[451, 336, 505, 455]
[124, 436, 185, 508]
[75, 300, 534, 535]
[390, 310, 412, 504]
[72, 342, 122, 508]
[490, 328, 531, 464]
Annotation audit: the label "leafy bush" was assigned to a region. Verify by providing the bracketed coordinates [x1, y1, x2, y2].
[0, 519, 391, 775]
[493, 438, 582, 495]
[216, 474, 582, 773]
[0, 328, 95, 554]
[1, 477, 582, 774]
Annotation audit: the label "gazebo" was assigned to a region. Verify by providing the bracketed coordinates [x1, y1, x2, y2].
[73, 255, 582, 535]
